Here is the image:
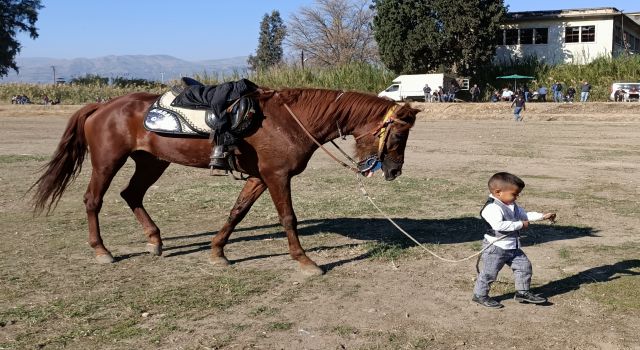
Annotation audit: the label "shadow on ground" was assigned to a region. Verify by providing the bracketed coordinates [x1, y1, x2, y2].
[158, 217, 597, 270]
[494, 259, 640, 301]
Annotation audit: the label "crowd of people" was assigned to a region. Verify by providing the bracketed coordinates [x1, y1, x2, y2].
[10, 94, 60, 105]
[10, 95, 32, 104]
[422, 84, 460, 102]
[487, 80, 592, 104]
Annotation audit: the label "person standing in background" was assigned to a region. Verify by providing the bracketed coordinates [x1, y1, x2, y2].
[423, 84, 432, 102]
[538, 85, 548, 102]
[553, 81, 563, 103]
[580, 81, 592, 102]
[447, 84, 458, 102]
[471, 84, 481, 102]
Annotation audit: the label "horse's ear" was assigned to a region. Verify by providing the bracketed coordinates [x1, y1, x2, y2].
[396, 104, 419, 125]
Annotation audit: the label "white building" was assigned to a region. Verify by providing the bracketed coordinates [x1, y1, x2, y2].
[495, 7, 640, 64]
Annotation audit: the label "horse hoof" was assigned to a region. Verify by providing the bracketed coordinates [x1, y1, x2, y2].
[146, 243, 162, 256]
[300, 264, 324, 277]
[209, 256, 231, 266]
[95, 253, 114, 264]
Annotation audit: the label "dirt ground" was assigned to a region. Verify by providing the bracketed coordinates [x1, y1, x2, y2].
[0, 102, 639, 349]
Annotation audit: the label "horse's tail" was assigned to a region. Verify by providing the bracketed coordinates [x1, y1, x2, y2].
[30, 103, 102, 215]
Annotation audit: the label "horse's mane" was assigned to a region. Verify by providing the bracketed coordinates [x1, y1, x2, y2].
[263, 88, 405, 131]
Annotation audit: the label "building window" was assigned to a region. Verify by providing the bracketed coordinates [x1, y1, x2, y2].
[614, 25, 622, 45]
[581, 25, 595, 42]
[630, 35, 639, 51]
[496, 27, 548, 46]
[505, 29, 518, 45]
[520, 28, 534, 44]
[565, 27, 580, 43]
[534, 28, 548, 44]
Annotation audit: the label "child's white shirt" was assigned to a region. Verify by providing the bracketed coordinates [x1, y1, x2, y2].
[481, 194, 544, 249]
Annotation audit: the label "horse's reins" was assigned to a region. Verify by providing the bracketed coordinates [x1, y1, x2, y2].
[283, 103, 359, 173]
[282, 102, 510, 264]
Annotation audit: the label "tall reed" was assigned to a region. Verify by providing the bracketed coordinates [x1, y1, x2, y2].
[194, 62, 396, 92]
[2, 56, 638, 104]
[0, 82, 165, 105]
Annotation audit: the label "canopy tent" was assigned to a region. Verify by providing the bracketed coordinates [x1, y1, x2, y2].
[496, 74, 534, 91]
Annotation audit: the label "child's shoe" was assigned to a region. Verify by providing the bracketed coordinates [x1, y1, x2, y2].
[472, 295, 503, 309]
[514, 291, 547, 304]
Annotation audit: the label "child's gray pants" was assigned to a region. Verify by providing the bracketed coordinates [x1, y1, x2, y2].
[473, 240, 532, 297]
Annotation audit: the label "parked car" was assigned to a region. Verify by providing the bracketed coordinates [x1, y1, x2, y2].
[610, 82, 640, 102]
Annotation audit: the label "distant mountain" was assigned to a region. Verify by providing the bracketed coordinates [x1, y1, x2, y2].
[0, 55, 249, 83]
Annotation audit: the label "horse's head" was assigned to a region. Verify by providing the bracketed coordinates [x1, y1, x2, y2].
[355, 103, 418, 181]
[260, 88, 418, 181]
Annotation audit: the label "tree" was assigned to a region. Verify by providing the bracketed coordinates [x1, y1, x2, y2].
[372, 0, 505, 75]
[0, 0, 43, 77]
[248, 10, 287, 70]
[287, 0, 378, 66]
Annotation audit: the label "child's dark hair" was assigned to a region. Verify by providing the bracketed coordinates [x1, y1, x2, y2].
[488, 172, 525, 191]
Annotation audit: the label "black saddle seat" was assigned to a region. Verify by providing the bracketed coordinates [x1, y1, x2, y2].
[170, 78, 259, 116]
[181, 77, 204, 87]
[171, 77, 205, 95]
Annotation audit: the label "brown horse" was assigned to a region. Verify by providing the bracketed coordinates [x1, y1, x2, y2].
[31, 88, 418, 275]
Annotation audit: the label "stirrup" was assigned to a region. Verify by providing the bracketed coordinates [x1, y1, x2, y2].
[209, 155, 229, 169]
[209, 144, 229, 170]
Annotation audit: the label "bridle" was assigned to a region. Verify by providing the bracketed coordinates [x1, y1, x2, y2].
[282, 102, 407, 176]
[354, 105, 409, 173]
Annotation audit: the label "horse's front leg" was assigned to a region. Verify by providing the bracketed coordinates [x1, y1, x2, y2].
[210, 177, 267, 265]
[264, 174, 323, 276]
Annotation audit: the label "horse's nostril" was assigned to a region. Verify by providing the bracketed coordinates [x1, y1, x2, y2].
[389, 169, 401, 178]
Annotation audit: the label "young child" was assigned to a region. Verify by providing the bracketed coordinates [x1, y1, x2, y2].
[472, 172, 556, 308]
[510, 94, 525, 121]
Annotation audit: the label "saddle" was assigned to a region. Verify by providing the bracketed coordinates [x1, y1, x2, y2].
[144, 77, 260, 173]
[144, 78, 259, 137]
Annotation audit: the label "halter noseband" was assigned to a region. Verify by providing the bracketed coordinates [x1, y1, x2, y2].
[356, 105, 405, 174]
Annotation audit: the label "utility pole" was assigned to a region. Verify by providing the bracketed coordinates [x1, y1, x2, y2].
[301, 50, 304, 70]
[160, 72, 164, 84]
[51, 65, 56, 84]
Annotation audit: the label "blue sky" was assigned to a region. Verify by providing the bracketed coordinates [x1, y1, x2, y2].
[16, 0, 640, 61]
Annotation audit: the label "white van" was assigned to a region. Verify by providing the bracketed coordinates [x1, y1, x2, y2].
[378, 73, 464, 102]
[610, 82, 640, 102]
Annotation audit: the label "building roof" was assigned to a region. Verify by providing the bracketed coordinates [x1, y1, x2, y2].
[505, 7, 640, 26]
[626, 12, 640, 25]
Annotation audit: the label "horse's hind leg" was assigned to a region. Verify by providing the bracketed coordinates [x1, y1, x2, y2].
[85, 156, 128, 263]
[120, 152, 170, 256]
[210, 177, 267, 265]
